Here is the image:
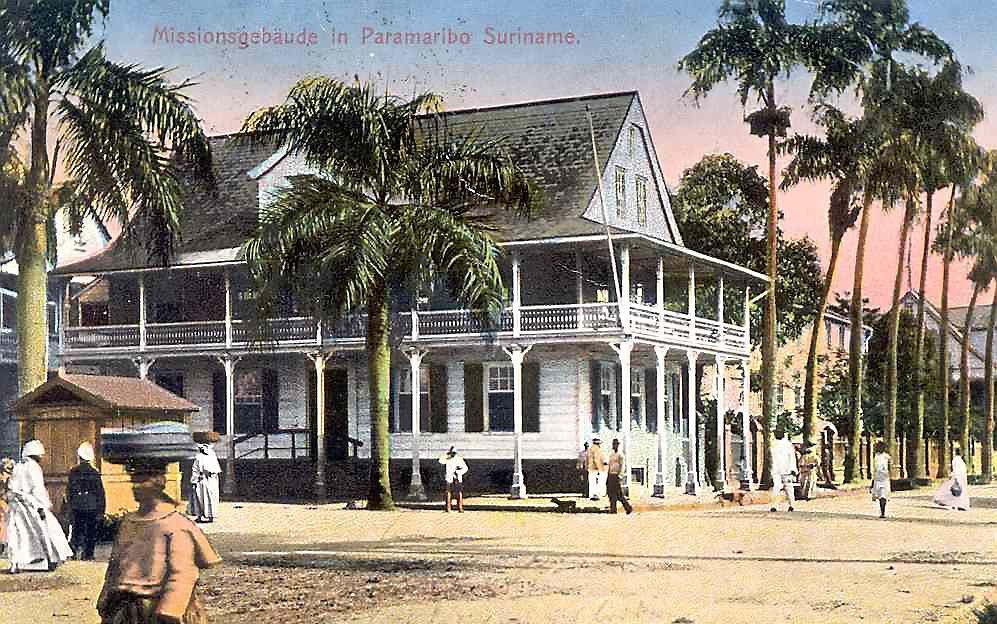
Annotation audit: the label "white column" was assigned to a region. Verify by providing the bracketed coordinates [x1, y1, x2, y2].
[138, 273, 146, 351]
[406, 348, 427, 500]
[220, 355, 238, 496]
[225, 269, 233, 348]
[620, 243, 631, 330]
[714, 354, 726, 489]
[657, 256, 665, 335]
[133, 356, 156, 380]
[743, 285, 751, 348]
[512, 252, 522, 337]
[688, 264, 696, 341]
[741, 358, 753, 488]
[718, 273, 725, 346]
[59, 280, 69, 356]
[410, 308, 419, 340]
[311, 352, 329, 500]
[685, 349, 699, 494]
[504, 344, 532, 498]
[653, 345, 668, 497]
[576, 251, 584, 329]
[612, 339, 634, 494]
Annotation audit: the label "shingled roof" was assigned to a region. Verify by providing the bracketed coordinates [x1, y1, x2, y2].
[13, 374, 200, 413]
[54, 91, 641, 275]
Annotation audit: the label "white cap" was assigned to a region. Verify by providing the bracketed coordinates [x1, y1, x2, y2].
[77, 441, 95, 462]
[22, 439, 45, 458]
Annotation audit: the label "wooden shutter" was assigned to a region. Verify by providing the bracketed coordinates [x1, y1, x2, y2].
[262, 369, 279, 432]
[524, 362, 540, 432]
[212, 370, 226, 434]
[645, 367, 657, 433]
[398, 367, 412, 433]
[388, 364, 397, 433]
[615, 363, 623, 431]
[307, 367, 317, 430]
[464, 362, 484, 433]
[429, 365, 448, 433]
[590, 361, 601, 432]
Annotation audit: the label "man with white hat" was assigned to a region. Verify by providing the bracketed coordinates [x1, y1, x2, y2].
[67, 441, 106, 560]
[4, 439, 72, 572]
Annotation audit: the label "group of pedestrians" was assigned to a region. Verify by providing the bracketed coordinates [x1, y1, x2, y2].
[578, 437, 633, 514]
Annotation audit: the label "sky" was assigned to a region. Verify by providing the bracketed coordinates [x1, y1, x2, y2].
[86, 0, 997, 310]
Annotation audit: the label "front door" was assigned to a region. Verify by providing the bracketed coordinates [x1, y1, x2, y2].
[309, 368, 350, 461]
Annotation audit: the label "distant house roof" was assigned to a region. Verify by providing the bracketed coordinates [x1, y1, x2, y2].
[53, 91, 653, 275]
[13, 374, 200, 413]
[950, 303, 997, 332]
[900, 290, 987, 367]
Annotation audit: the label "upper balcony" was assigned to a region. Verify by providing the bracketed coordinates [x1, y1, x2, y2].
[57, 235, 763, 359]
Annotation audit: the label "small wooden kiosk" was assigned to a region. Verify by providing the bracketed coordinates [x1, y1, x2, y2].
[12, 374, 199, 515]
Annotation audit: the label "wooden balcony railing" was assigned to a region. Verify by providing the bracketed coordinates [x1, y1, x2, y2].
[61, 302, 750, 354]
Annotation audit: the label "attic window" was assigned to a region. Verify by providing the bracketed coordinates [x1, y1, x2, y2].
[636, 175, 648, 226]
[615, 167, 627, 216]
[629, 124, 641, 157]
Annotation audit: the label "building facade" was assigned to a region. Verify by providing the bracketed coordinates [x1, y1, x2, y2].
[53, 91, 765, 499]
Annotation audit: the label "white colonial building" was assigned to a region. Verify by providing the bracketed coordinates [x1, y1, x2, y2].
[52, 91, 765, 499]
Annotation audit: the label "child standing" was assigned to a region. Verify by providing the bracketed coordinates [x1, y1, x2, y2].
[870, 441, 891, 518]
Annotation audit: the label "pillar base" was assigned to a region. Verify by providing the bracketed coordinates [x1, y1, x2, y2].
[314, 480, 327, 502]
[407, 472, 427, 501]
[222, 456, 237, 497]
[510, 473, 527, 499]
[684, 471, 699, 496]
[713, 469, 726, 491]
[653, 473, 666, 498]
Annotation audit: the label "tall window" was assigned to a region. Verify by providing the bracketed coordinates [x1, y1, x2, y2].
[600, 362, 613, 430]
[631, 368, 644, 429]
[825, 319, 832, 348]
[487, 364, 515, 432]
[0, 291, 15, 331]
[235, 369, 264, 433]
[397, 367, 430, 432]
[635, 175, 648, 226]
[839, 325, 847, 350]
[672, 373, 682, 434]
[615, 166, 627, 216]
[628, 125, 638, 157]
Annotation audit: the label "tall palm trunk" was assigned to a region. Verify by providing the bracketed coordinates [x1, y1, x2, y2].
[845, 193, 874, 483]
[910, 191, 934, 480]
[939, 186, 957, 478]
[366, 280, 395, 510]
[802, 233, 844, 449]
[960, 281, 982, 469]
[983, 286, 997, 482]
[886, 199, 916, 477]
[15, 76, 51, 399]
[760, 119, 778, 487]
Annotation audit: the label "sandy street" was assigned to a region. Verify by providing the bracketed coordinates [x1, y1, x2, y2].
[4, 485, 997, 623]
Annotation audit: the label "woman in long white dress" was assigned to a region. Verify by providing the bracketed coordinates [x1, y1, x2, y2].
[190, 442, 221, 523]
[4, 440, 73, 573]
[933, 447, 971, 511]
[870, 442, 891, 518]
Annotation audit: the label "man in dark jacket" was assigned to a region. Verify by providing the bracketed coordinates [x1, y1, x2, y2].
[67, 442, 105, 560]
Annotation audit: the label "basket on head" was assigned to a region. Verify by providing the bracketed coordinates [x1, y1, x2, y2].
[192, 431, 221, 444]
[101, 422, 198, 465]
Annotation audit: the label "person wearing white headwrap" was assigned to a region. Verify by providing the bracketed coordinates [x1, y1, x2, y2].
[190, 442, 222, 523]
[4, 440, 73, 572]
[67, 442, 106, 560]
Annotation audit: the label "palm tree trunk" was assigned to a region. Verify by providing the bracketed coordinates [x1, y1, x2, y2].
[15, 74, 51, 397]
[886, 200, 916, 477]
[910, 191, 934, 480]
[960, 281, 982, 469]
[803, 234, 843, 449]
[366, 280, 395, 511]
[939, 186, 956, 478]
[846, 191, 874, 483]
[983, 285, 997, 482]
[760, 124, 778, 487]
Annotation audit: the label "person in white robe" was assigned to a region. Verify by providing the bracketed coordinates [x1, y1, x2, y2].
[769, 428, 797, 513]
[3, 440, 72, 573]
[190, 443, 221, 523]
[933, 447, 971, 511]
[870, 442, 891, 518]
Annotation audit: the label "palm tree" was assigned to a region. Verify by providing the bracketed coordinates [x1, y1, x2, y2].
[906, 63, 982, 480]
[815, 0, 953, 476]
[932, 144, 984, 477]
[240, 78, 538, 510]
[679, 0, 809, 485]
[782, 106, 870, 462]
[0, 2, 212, 394]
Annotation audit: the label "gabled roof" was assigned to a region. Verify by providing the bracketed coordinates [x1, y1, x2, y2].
[950, 302, 997, 332]
[900, 291, 987, 366]
[13, 374, 200, 413]
[53, 91, 647, 274]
